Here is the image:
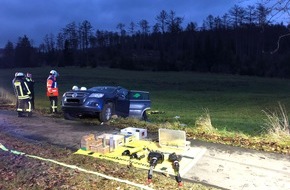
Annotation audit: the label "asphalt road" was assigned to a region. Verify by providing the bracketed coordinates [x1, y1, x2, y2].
[0, 109, 290, 190]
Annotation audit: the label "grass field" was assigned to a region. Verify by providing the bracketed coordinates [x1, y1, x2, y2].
[2, 66, 290, 138]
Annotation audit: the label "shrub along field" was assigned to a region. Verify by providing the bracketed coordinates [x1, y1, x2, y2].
[1, 66, 290, 152]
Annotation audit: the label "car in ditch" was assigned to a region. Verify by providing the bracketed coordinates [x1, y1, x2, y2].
[61, 86, 151, 122]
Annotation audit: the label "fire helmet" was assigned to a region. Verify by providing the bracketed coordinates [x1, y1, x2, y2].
[49, 70, 59, 77]
[26, 73, 32, 78]
[15, 72, 25, 77]
[72, 85, 79, 90]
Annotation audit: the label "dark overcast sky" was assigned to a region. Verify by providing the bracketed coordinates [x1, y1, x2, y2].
[0, 0, 251, 48]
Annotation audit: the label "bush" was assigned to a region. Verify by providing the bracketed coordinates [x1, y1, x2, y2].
[263, 103, 290, 140]
[0, 87, 16, 105]
[195, 108, 215, 133]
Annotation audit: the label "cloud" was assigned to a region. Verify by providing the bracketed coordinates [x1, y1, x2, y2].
[0, 0, 240, 47]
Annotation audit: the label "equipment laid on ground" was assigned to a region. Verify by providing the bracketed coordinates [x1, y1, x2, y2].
[121, 146, 145, 158]
[147, 151, 164, 183]
[159, 128, 190, 150]
[77, 127, 208, 187]
[121, 149, 131, 156]
[130, 151, 146, 160]
[120, 127, 147, 140]
[169, 152, 183, 187]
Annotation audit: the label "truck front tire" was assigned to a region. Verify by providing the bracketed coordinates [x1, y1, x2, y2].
[99, 103, 113, 122]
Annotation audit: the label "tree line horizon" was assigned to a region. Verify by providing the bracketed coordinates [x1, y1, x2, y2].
[1, 3, 290, 78]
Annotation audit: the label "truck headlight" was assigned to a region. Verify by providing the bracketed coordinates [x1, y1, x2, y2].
[89, 93, 104, 98]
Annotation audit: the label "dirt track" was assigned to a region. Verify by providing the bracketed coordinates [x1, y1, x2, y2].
[1, 109, 290, 190]
[0, 109, 119, 150]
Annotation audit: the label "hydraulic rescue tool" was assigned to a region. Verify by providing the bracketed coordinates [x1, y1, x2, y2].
[130, 151, 146, 160]
[147, 151, 164, 183]
[122, 146, 146, 160]
[168, 152, 183, 187]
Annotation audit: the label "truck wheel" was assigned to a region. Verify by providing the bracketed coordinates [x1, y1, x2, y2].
[64, 112, 78, 120]
[99, 103, 113, 122]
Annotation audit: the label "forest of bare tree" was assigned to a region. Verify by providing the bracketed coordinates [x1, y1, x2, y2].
[1, 3, 290, 78]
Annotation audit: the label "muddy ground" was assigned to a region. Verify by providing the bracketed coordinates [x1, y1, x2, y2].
[0, 109, 125, 150]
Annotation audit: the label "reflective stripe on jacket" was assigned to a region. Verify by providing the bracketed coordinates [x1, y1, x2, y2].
[13, 78, 31, 100]
[46, 76, 59, 97]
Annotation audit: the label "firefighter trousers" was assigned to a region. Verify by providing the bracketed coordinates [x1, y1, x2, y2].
[17, 98, 32, 117]
[49, 96, 58, 113]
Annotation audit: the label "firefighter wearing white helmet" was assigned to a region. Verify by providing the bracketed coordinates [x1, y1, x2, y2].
[46, 70, 59, 113]
[12, 72, 33, 117]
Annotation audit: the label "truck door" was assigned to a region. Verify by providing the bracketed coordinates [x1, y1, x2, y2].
[115, 88, 130, 117]
[128, 91, 151, 119]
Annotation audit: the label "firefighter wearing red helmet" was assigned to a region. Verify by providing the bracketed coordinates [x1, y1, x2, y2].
[46, 70, 59, 113]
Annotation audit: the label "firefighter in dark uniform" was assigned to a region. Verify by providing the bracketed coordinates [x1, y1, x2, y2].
[12, 72, 32, 117]
[26, 73, 35, 110]
[46, 70, 59, 113]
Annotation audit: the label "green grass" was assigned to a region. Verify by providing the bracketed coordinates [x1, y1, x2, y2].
[2, 66, 290, 137]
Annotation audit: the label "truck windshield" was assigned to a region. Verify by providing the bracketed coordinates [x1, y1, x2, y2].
[88, 86, 116, 93]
